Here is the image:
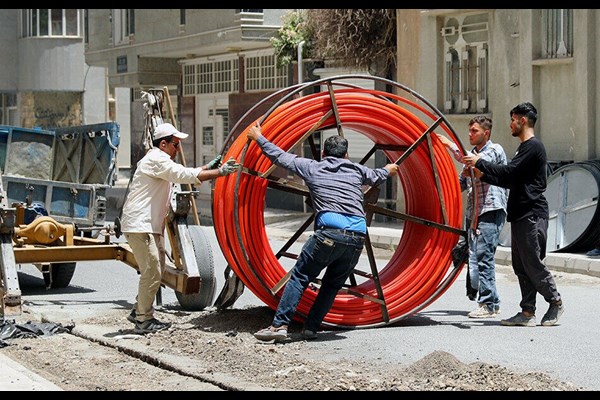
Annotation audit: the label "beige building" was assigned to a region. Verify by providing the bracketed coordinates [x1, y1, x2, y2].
[398, 9, 598, 164]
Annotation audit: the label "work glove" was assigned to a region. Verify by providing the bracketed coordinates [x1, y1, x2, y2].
[218, 157, 241, 176]
[206, 155, 222, 170]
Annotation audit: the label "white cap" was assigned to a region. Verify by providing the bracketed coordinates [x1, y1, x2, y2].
[154, 123, 189, 141]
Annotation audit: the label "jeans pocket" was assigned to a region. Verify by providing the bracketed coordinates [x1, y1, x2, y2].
[349, 246, 363, 267]
[313, 233, 337, 264]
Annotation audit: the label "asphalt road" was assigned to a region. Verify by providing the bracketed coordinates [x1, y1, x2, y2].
[12, 224, 600, 391]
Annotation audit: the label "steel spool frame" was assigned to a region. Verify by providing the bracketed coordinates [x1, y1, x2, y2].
[212, 74, 475, 329]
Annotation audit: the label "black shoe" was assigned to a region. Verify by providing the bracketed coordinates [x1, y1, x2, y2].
[134, 318, 171, 334]
[500, 312, 536, 327]
[126, 309, 137, 324]
[541, 302, 564, 326]
[301, 329, 317, 340]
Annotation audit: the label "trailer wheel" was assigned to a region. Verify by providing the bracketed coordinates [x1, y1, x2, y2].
[175, 225, 216, 311]
[43, 262, 77, 288]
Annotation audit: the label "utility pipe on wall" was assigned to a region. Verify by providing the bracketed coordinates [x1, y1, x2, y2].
[297, 40, 305, 85]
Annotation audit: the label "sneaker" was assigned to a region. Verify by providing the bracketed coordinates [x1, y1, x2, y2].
[254, 325, 288, 342]
[541, 302, 564, 326]
[468, 304, 497, 319]
[500, 312, 536, 327]
[586, 248, 600, 257]
[301, 329, 318, 340]
[134, 318, 171, 334]
[126, 309, 137, 324]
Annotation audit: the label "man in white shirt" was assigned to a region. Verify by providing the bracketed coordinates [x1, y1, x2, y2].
[121, 122, 239, 333]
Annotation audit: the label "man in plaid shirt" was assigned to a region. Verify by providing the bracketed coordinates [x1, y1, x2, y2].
[438, 116, 508, 318]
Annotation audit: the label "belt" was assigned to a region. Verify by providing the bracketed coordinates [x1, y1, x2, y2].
[318, 227, 366, 238]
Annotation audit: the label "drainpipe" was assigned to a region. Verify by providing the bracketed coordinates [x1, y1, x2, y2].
[297, 40, 307, 213]
[297, 40, 305, 85]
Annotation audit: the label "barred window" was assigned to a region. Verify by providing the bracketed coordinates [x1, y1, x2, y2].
[182, 54, 286, 95]
[182, 59, 239, 96]
[441, 13, 489, 114]
[182, 64, 197, 96]
[202, 126, 214, 146]
[245, 54, 288, 92]
[199, 63, 213, 94]
[542, 9, 573, 59]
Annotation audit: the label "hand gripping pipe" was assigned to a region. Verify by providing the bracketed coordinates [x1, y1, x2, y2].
[212, 75, 474, 329]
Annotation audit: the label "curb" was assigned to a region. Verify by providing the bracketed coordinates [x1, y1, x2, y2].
[0, 352, 63, 391]
[68, 323, 277, 391]
[495, 246, 600, 278]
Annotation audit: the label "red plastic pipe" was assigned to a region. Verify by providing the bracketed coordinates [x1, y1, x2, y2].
[212, 83, 465, 329]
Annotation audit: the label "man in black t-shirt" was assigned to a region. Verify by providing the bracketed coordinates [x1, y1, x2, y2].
[463, 102, 564, 327]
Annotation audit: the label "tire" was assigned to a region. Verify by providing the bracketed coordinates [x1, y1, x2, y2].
[43, 262, 77, 288]
[175, 225, 216, 311]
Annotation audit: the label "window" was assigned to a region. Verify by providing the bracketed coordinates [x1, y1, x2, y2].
[245, 54, 288, 91]
[0, 93, 18, 125]
[209, 108, 229, 138]
[202, 155, 213, 166]
[180, 9, 186, 25]
[234, 9, 264, 24]
[202, 126, 214, 146]
[21, 9, 81, 37]
[182, 53, 288, 95]
[113, 9, 135, 45]
[542, 9, 573, 58]
[84, 9, 88, 44]
[441, 13, 489, 114]
[182, 58, 239, 95]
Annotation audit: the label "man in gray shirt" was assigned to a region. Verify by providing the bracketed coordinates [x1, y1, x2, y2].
[248, 123, 398, 342]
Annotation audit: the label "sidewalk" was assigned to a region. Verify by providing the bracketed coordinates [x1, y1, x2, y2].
[0, 352, 63, 391]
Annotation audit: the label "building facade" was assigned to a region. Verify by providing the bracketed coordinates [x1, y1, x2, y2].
[398, 9, 599, 164]
[0, 9, 126, 174]
[0, 9, 110, 129]
[84, 9, 294, 202]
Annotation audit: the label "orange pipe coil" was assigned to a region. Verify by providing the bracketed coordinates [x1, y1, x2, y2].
[212, 77, 467, 329]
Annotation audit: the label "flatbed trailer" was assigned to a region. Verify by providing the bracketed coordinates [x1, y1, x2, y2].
[0, 121, 216, 316]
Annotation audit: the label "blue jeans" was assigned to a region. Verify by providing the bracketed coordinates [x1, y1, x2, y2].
[272, 229, 365, 332]
[466, 209, 506, 311]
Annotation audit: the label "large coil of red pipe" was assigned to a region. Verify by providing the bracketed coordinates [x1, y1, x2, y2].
[212, 75, 472, 329]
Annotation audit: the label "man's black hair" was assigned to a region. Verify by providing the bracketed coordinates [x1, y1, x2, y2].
[510, 102, 538, 127]
[323, 135, 348, 158]
[469, 115, 493, 138]
[152, 134, 174, 148]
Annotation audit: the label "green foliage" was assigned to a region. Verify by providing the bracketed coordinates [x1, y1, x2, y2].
[270, 10, 313, 68]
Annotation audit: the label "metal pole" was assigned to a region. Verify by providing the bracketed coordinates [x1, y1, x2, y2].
[297, 40, 305, 85]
